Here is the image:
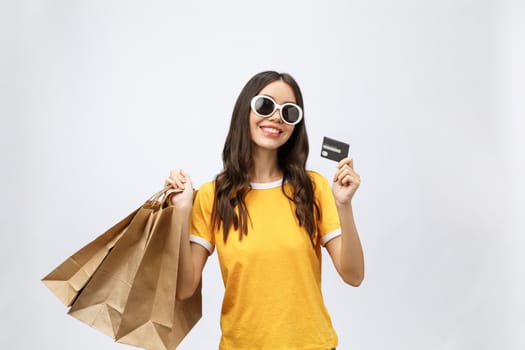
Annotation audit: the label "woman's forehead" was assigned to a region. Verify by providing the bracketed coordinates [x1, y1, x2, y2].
[258, 81, 297, 103]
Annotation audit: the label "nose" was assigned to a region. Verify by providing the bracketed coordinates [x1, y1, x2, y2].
[268, 108, 282, 123]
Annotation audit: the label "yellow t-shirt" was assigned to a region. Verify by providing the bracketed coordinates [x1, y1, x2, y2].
[190, 171, 342, 350]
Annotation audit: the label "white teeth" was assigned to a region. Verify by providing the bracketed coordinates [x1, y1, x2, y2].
[261, 127, 280, 134]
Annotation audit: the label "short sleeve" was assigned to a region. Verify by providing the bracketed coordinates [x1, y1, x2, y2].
[309, 171, 342, 246]
[189, 181, 215, 254]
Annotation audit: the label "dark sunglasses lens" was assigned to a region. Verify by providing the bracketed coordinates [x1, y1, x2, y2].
[254, 97, 275, 116]
[282, 105, 301, 124]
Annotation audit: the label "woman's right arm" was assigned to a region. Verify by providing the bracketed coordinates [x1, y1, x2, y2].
[166, 169, 209, 300]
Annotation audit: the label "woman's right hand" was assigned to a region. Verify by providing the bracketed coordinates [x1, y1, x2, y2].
[165, 169, 193, 210]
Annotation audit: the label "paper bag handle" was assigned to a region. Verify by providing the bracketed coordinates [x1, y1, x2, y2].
[144, 187, 182, 209]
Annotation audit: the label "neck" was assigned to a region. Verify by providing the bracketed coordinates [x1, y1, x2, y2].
[250, 147, 282, 183]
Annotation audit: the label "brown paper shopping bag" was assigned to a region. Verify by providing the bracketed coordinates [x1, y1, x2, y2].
[66, 189, 172, 337]
[115, 205, 202, 350]
[44, 188, 202, 349]
[42, 209, 138, 306]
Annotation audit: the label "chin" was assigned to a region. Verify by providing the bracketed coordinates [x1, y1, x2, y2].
[252, 138, 285, 151]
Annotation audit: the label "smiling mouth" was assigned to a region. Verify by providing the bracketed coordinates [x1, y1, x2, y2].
[260, 126, 282, 135]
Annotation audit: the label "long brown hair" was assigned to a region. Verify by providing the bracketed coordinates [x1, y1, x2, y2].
[211, 71, 320, 243]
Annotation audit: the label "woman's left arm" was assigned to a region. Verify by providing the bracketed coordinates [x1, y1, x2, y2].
[325, 157, 365, 287]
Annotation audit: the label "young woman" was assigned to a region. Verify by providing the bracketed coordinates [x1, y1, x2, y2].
[165, 71, 364, 350]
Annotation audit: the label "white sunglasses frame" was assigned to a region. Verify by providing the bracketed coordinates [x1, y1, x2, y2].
[250, 95, 303, 125]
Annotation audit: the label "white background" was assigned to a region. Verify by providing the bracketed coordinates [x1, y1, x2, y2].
[1, 0, 524, 349]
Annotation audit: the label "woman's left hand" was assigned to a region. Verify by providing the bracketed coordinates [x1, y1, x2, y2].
[332, 157, 361, 205]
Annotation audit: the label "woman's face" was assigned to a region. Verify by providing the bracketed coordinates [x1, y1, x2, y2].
[249, 80, 297, 153]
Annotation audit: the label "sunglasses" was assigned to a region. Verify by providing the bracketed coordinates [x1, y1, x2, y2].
[250, 95, 303, 125]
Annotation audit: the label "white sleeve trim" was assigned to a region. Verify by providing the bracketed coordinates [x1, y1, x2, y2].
[189, 234, 215, 254]
[320, 229, 342, 246]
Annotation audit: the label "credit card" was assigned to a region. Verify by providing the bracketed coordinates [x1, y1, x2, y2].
[320, 136, 349, 162]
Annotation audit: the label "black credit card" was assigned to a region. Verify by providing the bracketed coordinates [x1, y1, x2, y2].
[321, 136, 349, 162]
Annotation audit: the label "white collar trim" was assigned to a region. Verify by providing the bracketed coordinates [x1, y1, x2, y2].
[250, 178, 283, 189]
